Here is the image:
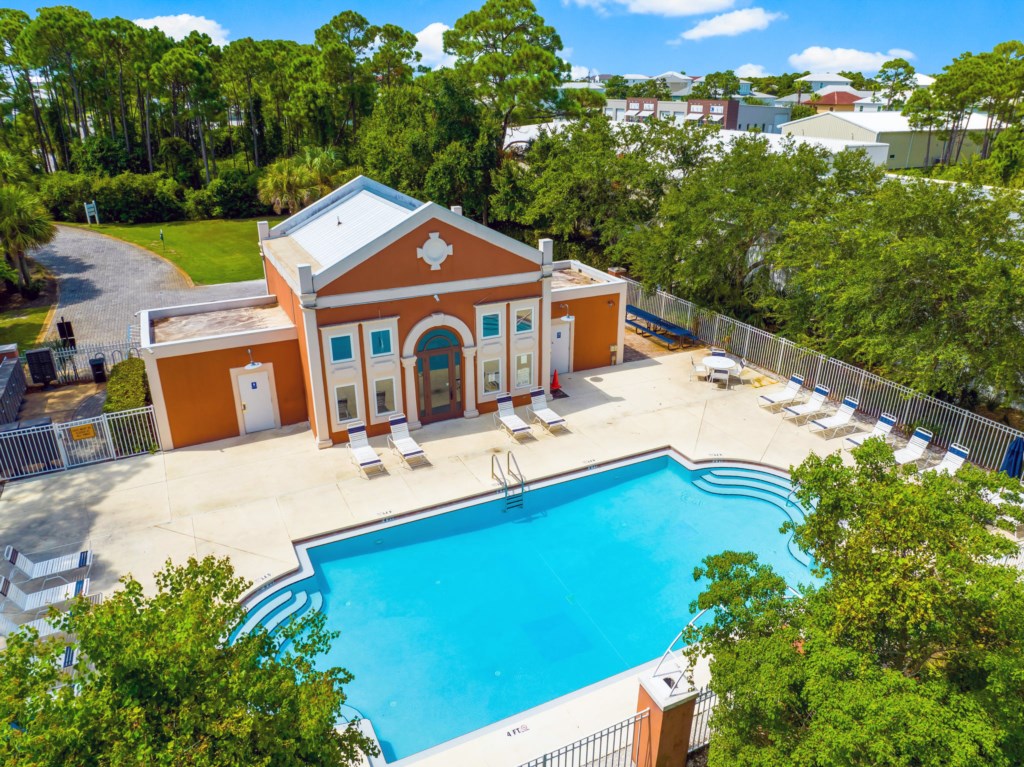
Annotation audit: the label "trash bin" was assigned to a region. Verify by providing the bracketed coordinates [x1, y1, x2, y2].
[89, 357, 107, 384]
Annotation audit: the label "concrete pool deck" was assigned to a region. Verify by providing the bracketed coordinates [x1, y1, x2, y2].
[0, 348, 849, 764]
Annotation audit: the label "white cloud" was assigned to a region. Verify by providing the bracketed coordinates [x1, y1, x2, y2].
[133, 14, 229, 45]
[788, 46, 915, 73]
[415, 22, 456, 69]
[735, 63, 770, 78]
[679, 8, 784, 41]
[566, 0, 736, 18]
[570, 64, 593, 80]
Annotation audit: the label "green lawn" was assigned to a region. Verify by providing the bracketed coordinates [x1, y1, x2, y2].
[0, 304, 52, 348]
[74, 218, 284, 285]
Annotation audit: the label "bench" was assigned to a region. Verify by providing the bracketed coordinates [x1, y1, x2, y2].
[625, 305, 699, 349]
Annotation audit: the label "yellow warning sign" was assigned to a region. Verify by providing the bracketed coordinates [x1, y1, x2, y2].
[69, 424, 97, 441]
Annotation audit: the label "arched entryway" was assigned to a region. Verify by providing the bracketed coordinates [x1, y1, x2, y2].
[414, 328, 463, 424]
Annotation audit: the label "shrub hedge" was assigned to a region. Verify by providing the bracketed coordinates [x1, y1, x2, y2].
[102, 358, 151, 413]
[38, 170, 271, 224]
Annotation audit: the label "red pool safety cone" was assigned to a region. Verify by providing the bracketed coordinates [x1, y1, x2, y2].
[551, 369, 561, 392]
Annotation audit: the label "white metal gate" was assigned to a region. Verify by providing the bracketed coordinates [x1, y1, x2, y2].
[0, 407, 161, 481]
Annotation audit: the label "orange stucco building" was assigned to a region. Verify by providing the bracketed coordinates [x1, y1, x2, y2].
[141, 177, 625, 449]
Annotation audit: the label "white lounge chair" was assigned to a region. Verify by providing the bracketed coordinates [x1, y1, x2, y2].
[387, 414, 426, 467]
[528, 389, 567, 433]
[345, 421, 385, 477]
[758, 375, 805, 410]
[808, 397, 859, 438]
[783, 385, 830, 423]
[494, 394, 531, 440]
[893, 427, 933, 466]
[0, 575, 89, 612]
[921, 443, 969, 475]
[845, 412, 897, 449]
[4, 545, 92, 581]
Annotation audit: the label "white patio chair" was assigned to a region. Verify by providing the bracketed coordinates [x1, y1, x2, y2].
[783, 385, 830, 423]
[690, 357, 709, 382]
[528, 389, 567, 433]
[808, 397, 859, 438]
[387, 414, 426, 467]
[494, 394, 531, 440]
[920, 442, 968, 475]
[758, 375, 805, 410]
[893, 427, 933, 466]
[0, 575, 89, 612]
[4, 545, 92, 581]
[729, 358, 748, 387]
[709, 368, 731, 389]
[844, 412, 897, 449]
[345, 421, 385, 477]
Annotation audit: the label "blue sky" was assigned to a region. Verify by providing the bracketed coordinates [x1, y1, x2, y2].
[11, 0, 1024, 78]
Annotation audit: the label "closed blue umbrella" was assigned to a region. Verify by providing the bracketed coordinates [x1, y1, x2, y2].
[999, 437, 1024, 477]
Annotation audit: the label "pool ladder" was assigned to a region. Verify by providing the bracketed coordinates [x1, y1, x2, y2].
[492, 451, 526, 512]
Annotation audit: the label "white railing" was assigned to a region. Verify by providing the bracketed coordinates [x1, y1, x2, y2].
[517, 709, 649, 767]
[626, 279, 1024, 473]
[0, 406, 161, 481]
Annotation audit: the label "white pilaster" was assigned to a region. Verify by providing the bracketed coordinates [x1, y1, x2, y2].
[539, 238, 554, 399]
[463, 346, 479, 417]
[401, 356, 421, 430]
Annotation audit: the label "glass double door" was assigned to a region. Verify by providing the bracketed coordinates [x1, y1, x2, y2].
[417, 348, 462, 423]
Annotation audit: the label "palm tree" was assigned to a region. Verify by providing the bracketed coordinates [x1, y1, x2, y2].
[0, 151, 30, 185]
[298, 146, 345, 198]
[0, 186, 56, 292]
[257, 159, 316, 215]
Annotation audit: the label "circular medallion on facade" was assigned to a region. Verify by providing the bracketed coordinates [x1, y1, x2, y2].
[417, 232, 453, 271]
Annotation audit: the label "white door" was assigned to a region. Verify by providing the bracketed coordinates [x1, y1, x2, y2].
[238, 371, 275, 434]
[551, 321, 572, 376]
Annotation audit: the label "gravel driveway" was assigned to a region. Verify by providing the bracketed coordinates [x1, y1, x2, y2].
[32, 226, 266, 344]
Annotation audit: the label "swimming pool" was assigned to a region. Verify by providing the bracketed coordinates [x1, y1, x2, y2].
[238, 452, 812, 762]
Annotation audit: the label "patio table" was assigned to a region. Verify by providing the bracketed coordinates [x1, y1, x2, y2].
[702, 356, 738, 372]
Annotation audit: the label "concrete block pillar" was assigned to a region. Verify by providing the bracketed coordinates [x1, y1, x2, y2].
[634, 672, 700, 767]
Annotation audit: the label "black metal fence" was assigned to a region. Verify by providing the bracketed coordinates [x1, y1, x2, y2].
[688, 687, 717, 753]
[517, 709, 650, 767]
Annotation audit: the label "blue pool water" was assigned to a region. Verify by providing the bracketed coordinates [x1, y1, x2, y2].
[241, 456, 812, 761]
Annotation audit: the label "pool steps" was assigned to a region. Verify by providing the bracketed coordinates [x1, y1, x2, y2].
[694, 467, 811, 568]
[235, 588, 324, 647]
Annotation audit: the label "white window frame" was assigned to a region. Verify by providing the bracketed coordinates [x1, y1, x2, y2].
[372, 377, 397, 417]
[513, 352, 534, 390]
[514, 307, 534, 335]
[482, 358, 503, 395]
[690, 103, 704, 113]
[710, 104, 724, 114]
[480, 311, 502, 340]
[369, 328, 393, 358]
[328, 333, 355, 364]
[334, 382, 361, 425]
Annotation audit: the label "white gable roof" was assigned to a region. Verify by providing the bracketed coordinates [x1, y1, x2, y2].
[262, 175, 542, 293]
[278, 188, 419, 273]
[654, 70, 692, 81]
[796, 72, 852, 83]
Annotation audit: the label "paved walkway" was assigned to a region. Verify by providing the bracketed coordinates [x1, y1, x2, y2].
[32, 226, 265, 344]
